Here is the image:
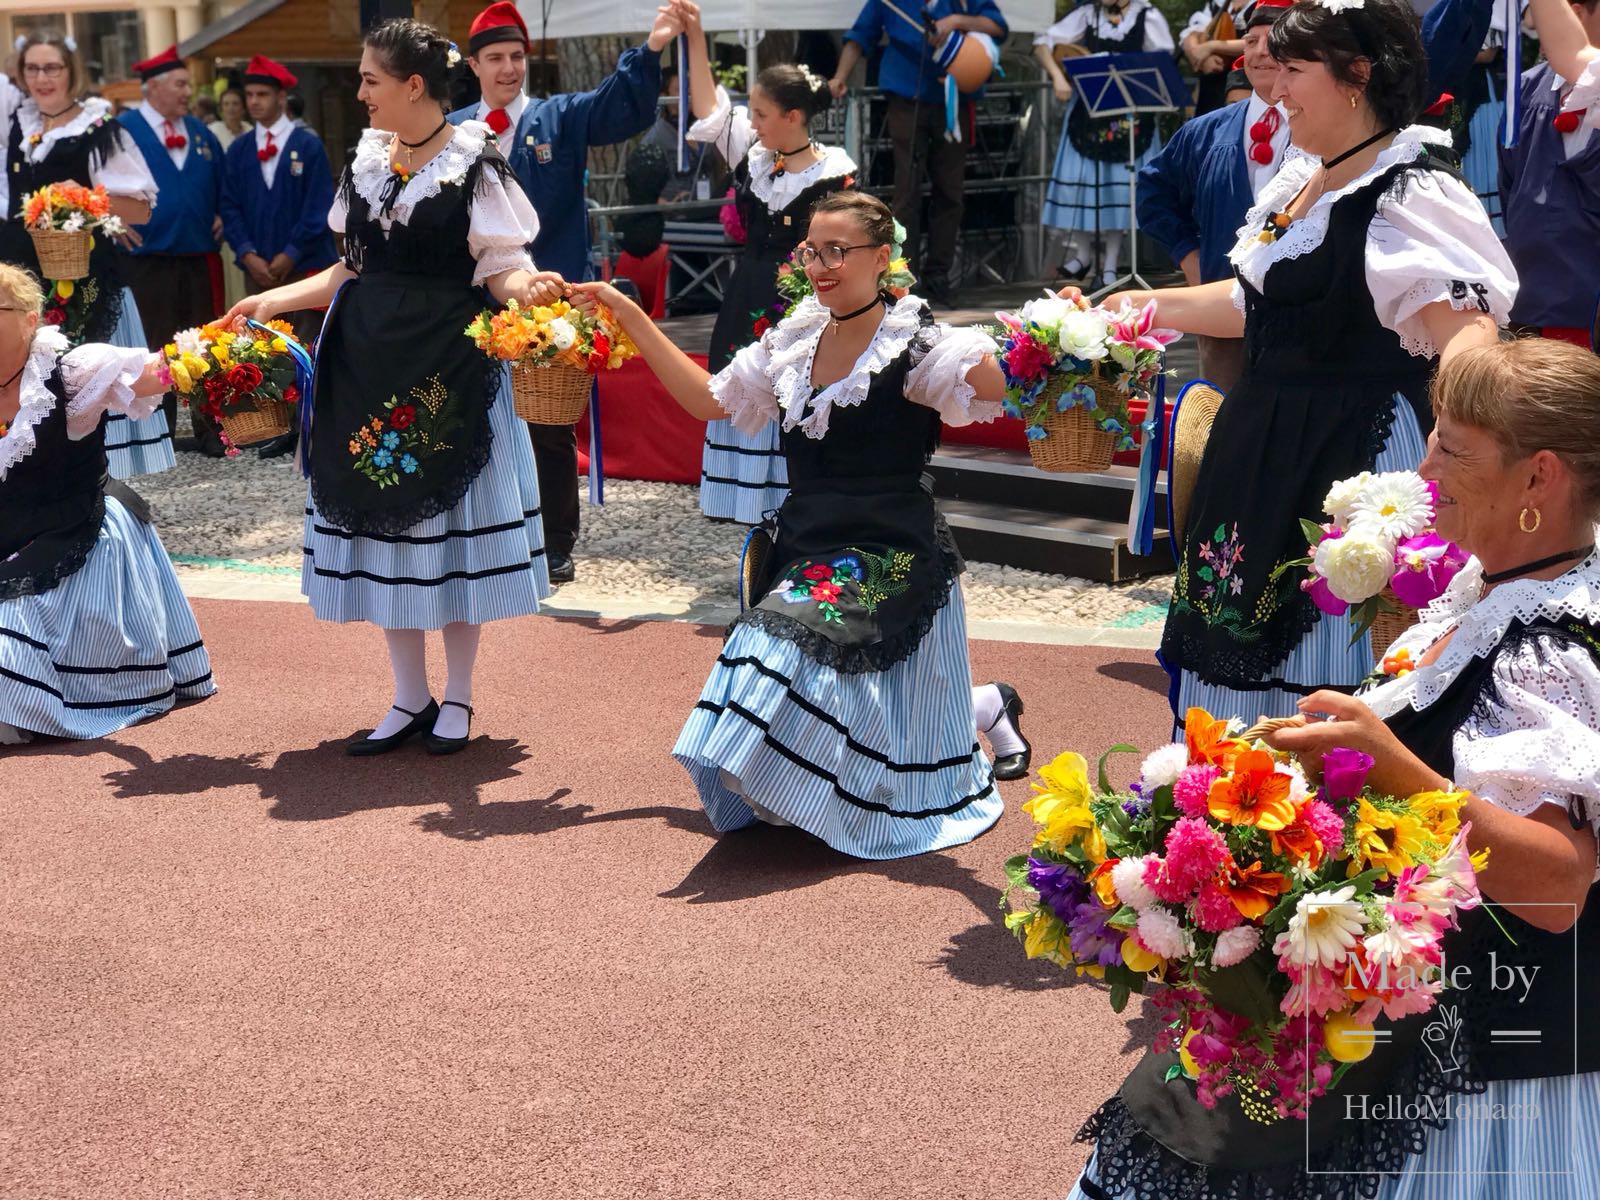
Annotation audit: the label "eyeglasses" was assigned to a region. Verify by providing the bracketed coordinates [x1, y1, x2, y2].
[22, 63, 67, 78]
[795, 242, 879, 270]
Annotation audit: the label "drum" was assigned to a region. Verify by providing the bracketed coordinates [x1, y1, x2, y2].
[933, 30, 998, 94]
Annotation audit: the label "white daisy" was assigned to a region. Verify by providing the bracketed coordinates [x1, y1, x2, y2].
[1323, 471, 1373, 526]
[1348, 471, 1433, 541]
[1273, 885, 1367, 969]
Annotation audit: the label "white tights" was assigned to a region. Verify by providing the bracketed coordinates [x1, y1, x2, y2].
[368, 622, 481, 740]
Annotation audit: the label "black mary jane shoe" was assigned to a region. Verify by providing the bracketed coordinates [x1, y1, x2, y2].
[423, 700, 475, 756]
[345, 699, 439, 757]
[988, 682, 1033, 782]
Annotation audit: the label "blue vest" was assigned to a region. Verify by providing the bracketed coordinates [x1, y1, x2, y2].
[118, 111, 224, 256]
[219, 125, 337, 271]
[1137, 100, 1255, 284]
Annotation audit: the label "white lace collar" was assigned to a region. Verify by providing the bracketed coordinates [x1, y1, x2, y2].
[746, 143, 857, 213]
[763, 293, 926, 440]
[1227, 125, 1451, 287]
[349, 121, 491, 226]
[1362, 542, 1600, 718]
[0, 327, 67, 480]
[17, 96, 113, 162]
[1087, 1, 1156, 40]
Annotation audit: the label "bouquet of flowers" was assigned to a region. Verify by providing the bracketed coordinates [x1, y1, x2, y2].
[162, 319, 304, 450]
[772, 251, 915, 326]
[20, 183, 127, 281]
[465, 297, 638, 425]
[1279, 470, 1469, 644]
[992, 291, 1179, 473]
[1001, 707, 1486, 1120]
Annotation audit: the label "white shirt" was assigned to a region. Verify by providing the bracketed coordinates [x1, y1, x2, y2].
[137, 101, 189, 171]
[1552, 64, 1600, 160]
[255, 113, 296, 188]
[0, 75, 21, 220]
[473, 92, 529, 157]
[1243, 93, 1291, 199]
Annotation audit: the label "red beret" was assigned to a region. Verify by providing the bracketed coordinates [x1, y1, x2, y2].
[468, 2, 530, 54]
[1242, 0, 1294, 28]
[243, 54, 298, 90]
[132, 45, 186, 82]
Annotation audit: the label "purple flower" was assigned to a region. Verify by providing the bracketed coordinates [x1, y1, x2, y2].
[1067, 900, 1125, 967]
[1302, 574, 1350, 616]
[1027, 858, 1089, 922]
[1322, 747, 1375, 803]
[1389, 532, 1468, 609]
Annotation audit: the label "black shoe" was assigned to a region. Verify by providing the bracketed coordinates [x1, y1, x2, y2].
[987, 682, 1032, 782]
[345, 699, 438, 757]
[547, 552, 576, 584]
[257, 432, 298, 459]
[176, 436, 227, 459]
[423, 700, 474, 755]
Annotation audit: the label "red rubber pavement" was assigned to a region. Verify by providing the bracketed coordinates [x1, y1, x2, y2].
[2, 597, 1177, 1199]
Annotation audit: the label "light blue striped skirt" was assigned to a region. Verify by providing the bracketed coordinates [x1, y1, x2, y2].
[699, 416, 789, 523]
[1065, 1073, 1600, 1199]
[1463, 82, 1505, 239]
[1174, 395, 1426, 726]
[672, 580, 1003, 860]
[103, 287, 176, 480]
[1044, 114, 1162, 235]
[301, 366, 550, 630]
[0, 495, 215, 739]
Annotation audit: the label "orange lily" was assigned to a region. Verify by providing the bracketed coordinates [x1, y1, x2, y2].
[1270, 804, 1328, 869]
[1221, 858, 1290, 920]
[1184, 706, 1241, 770]
[1208, 749, 1297, 830]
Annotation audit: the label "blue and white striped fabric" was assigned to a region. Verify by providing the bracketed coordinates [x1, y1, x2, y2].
[1174, 396, 1427, 726]
[301, 366, 550, 630]
[0, 495, 215, 738]
[1463, 75, 1507, 238]
[699, 416, 789, 523]
[1043, 121, 1163, 236]
[102, 287, 175, 480]
[1064, 1072, 1600, 1199]
[673, 581, 1004, 859]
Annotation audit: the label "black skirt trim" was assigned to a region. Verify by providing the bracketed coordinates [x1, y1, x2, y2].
[303, 508, 539, 545]
[711, 651, 981, 771]
[1, 627, 207, 674]
[704, 441, 784, 458]
[693, 697, 994, 818]
[701, 472, 783, 489]
[104, 427, 172, 449]
[0, 664, 179, 710]
[0, 497, 103, 601]
[301, 557, 536, 586]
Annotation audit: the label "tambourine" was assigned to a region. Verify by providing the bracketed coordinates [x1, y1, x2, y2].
[934, 29, 999, 94]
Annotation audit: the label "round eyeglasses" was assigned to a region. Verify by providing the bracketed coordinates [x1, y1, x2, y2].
[22, 63, 67, 78]
[795, 242, 879, 270]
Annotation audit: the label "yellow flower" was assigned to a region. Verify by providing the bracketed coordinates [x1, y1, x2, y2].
[1023, 911, 1074, 965]
[1122, 937, 1163, 973]
[55, 279, 74, 300]
[169, 360, 192, 392]
[1323, 1009, 1375, 1063]
[212, 343, 231, 365]
[1024, 751, 1105, 860]
[271, 339, 287, 353]
[1351, 799, 1429, 879]
[1178, 1028, 1201, 1077]
[1407, 789, 1467, 840]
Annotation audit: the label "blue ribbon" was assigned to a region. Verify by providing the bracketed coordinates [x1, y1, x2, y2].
[587, 377, 604, 505]
[676, 33, 691, 173]
[1127, 372, 1166, 558]
[1502, 0, 1521, 150]
[246, 313, 321, 478]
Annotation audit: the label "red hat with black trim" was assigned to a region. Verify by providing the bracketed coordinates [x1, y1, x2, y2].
[132, 45, 186, 82]
[1242, 0, 1293, 28]
[243, 54, 298, 90]
[468, 2, 530, 55]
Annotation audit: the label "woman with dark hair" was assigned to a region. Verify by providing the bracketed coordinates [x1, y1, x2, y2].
[570, 190, 1034, 858]
[680, 1, 857, 525]
[224, 18, 563, 755]
[2, 32, 172, 480]
[1087, 0, 1517, 731]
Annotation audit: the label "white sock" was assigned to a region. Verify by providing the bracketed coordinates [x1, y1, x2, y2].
[371, 629, 431, 739]
[972, 684, 1026, 758]
[1102, 230, 1124, 277]
[434, 622, 481, 740]
[0, 720, 33, 745]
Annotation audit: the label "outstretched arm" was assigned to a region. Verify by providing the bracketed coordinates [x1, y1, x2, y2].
[1087, 281, 1245, 339]
[1526, 0, 1599, 83]
[568, 281, 723, 420]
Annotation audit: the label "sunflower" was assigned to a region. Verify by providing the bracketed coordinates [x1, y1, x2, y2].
[1405, 789, 1466, 841]
[1351, 799, 1430, 878]
[1207, 749, 1297, 831]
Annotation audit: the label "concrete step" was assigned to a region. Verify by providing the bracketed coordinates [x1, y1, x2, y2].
[938, 496, 1172, 583]
[929, 445, 1168, 522]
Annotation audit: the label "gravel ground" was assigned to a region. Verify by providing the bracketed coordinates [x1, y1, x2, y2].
[139, 451, 1175, 627]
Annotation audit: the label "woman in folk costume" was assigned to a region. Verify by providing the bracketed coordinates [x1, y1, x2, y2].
[572, 192, 1033, 860]
[207, 86, 252, 312]
[225, 19, 563, 755]
[1034, 0, 1175, 289]
[2, 32, 172, 480]
[0, 264, 214, 747]
[1101, 0, 1517, 727]
[680, 1, 857, 525]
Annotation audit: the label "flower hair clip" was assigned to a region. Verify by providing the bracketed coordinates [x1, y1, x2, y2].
[1309, 0, 1367, 11]
[798, 64, 826, 92]
[446, 42, 462, 68]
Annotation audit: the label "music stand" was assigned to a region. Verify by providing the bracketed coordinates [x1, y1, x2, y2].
[1061, 51, 1189, 296]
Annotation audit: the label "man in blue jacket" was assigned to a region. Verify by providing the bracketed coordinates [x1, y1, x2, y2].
[450, 1, 681, 584]
[220, 55, 337, 457]
[118, 45, 229, 455]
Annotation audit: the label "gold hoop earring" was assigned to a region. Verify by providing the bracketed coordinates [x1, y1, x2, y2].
[1519, 506, 1542, 534]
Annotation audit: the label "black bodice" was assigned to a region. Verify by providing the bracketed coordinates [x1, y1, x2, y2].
[337, 151, 505, 283]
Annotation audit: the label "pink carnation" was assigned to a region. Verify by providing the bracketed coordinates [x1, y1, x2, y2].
[1162, 817, 1230, 896]
[1302, 800, 1345, 854]
[1002, 331, 1057, 382]
[1173, 763, 1221, 818]
[1143, 856, 1191, 905]
[1193, 880, 1245, 932]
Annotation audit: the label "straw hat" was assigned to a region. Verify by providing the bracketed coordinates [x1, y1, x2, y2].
[1167, 381, 1225, 556]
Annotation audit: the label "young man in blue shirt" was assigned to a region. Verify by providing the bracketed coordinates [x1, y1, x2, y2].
[451, 0, 681, 584]
[832, 0, 1008, 308]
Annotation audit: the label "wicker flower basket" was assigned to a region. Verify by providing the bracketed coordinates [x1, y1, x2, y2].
[511, 360, 593, 426]
[30, 227, 92, 281]
[1026, 375, 1121, 473]
[1370, 585, 1420, 654]
[218, 399, 294, 447]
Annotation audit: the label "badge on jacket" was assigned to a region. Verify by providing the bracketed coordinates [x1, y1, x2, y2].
[535, 142, 553, 164]
[289, 149, 303, 177]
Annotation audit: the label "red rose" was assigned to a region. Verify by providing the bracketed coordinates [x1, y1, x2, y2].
[752, 316, 771, 338]
[809, 582, 841, 602]
[802, 563, 833, 581]
[227, 362, 263, 390]
[390, 405, 416, 430]
[43, 307, 66, 325]
[587, 332, 611, 372]
[283, 385, 301, 404]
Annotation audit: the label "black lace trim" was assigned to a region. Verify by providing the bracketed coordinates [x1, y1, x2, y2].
[307, 354, 500, 538]
[727, 516, 965, 674]
[76, 275, 125, 348]
[1075, 1046, 1485, 1200]
[0, 496, 103, 601]
[1465, 619, 1600, 728]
